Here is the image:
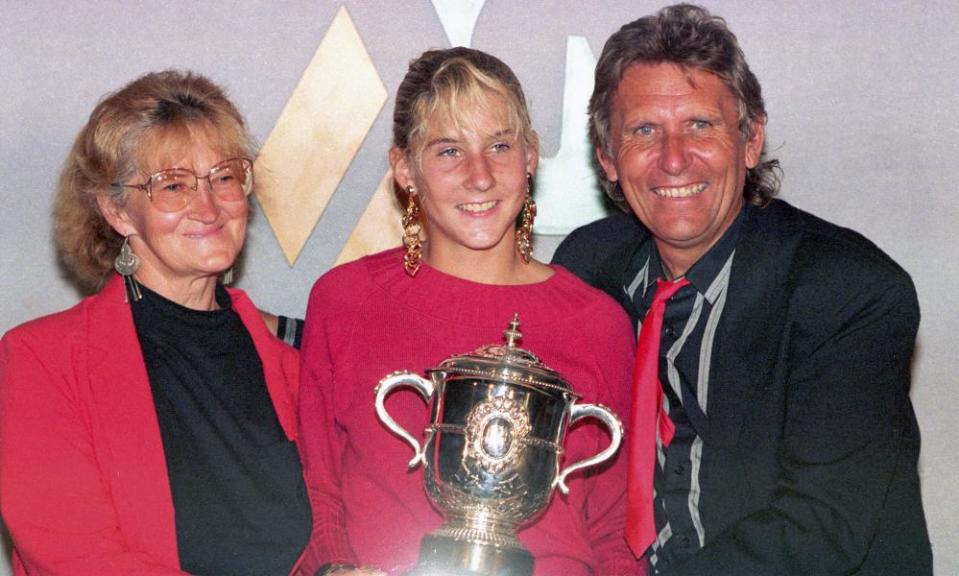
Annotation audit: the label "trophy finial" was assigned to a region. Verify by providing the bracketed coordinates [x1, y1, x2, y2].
[503, 313, 522, 348]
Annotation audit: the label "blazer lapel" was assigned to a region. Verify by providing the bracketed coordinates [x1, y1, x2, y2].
[228, 287, 299, 441]
[707, 201, 799, 446]
[84, 276, 179, 565]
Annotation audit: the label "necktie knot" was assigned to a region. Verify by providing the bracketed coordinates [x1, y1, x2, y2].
[652, 277, 690, 307]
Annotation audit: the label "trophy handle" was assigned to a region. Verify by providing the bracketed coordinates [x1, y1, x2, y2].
[374, 370, 435, 470]
[554, 403, 624, 495]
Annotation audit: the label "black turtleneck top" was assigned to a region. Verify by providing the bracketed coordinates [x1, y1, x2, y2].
[131, 283, 310, 575]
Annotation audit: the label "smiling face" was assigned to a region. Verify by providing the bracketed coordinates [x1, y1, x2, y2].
[597, 62, 764, 276]
[99, 125, 249, 294]
[392, 92, 538, 265]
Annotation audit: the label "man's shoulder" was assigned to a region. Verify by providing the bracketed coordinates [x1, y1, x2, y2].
[556, 211, 646, 253]
[551, 211, 646, 286]
[757, 200, 912, 287]
[742, 200, 917, 330]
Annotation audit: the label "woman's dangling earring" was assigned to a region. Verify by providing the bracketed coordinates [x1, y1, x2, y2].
[402, 186, 422, 277]
[114, 235, 142, 302]
[516, 173, 537, 264]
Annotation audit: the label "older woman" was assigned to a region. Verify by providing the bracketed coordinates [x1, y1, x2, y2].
[0, 71, 311, 575]
[298, 48, 640, 576]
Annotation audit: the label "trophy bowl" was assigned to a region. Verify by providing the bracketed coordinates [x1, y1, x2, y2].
[375, 315, 623, 576]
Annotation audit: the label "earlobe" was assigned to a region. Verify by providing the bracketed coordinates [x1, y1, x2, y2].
[596, 148, 619, 182]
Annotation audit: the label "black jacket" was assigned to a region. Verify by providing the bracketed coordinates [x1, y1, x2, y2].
[553, 199, 932, 575]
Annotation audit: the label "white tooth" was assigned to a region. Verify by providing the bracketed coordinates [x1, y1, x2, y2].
[460, 200, 497, 212]
[655, 184, 705, 198]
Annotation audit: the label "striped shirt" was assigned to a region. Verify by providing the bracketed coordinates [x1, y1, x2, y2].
[622, 208, 745, 572]
[276, 315, 305, 349]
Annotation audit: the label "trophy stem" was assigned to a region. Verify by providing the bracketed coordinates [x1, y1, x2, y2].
[413, 509, 534, 576]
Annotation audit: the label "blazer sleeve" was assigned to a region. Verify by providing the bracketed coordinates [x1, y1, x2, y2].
[0, 329, 189, 576]
[668, 260, 926, 574]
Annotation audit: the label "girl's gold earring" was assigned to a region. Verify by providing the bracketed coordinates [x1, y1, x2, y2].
[516, 174, 536, 264]
[402, 186, 422, 276]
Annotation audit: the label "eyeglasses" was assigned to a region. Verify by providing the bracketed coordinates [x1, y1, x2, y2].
[114, 157, 254, 213]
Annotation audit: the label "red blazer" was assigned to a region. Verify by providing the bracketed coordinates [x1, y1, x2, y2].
[0, 275, 305, 575]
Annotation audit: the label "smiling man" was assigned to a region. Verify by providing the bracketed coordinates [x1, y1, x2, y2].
[553, 4, 932, 575]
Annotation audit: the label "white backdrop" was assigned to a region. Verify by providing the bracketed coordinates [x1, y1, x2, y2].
[1, 1, 956, 573]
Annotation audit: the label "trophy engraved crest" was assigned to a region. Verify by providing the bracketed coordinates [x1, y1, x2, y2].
[464, 395, 531, 475]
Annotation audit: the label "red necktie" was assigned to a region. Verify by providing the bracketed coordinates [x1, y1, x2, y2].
[625, 277, 689, 557]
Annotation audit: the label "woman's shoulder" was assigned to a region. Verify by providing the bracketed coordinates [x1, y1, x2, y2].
[306, 247, 405, 312]
[542, 265, 631, 323]
[510, 266, 634, 365]
[4, 305, 82, 348]
[519, 267, 634, 402]
[4, 279, 122, 342]
[1, 287, 119, 368]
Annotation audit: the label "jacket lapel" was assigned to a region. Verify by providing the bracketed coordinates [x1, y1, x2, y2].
[79, 278, 299, 569]
[228, 287, 299, 441]
[84, 275, 179, 566]
[707, 201, 799, 446]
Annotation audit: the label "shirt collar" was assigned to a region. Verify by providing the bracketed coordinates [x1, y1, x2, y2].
[626, 204, 748, 307]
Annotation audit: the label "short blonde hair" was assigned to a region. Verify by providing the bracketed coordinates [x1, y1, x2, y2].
[392, 47, 535, 161]
[54, 70, 255, 291]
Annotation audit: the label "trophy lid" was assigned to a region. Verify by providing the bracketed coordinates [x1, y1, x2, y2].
[429, 313, 574, 395]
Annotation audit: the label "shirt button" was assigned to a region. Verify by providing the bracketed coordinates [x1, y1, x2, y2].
[681, 535, 691, 548]
[674, 464, 685, 476]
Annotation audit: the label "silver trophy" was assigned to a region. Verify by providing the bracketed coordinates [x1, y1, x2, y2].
[375, 314, 623, 576]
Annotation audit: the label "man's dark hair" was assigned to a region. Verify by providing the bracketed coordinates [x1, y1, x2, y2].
[590, 3, 780, 209]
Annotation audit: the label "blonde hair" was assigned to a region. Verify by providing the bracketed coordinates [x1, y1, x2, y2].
[393, 47, 535, 162]
[54, 70, 255, 291]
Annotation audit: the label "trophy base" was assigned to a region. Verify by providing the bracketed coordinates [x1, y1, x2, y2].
[406, 533, 534, 576]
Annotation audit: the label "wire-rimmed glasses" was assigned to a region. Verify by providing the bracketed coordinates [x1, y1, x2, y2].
[114, 157, 253, 212]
